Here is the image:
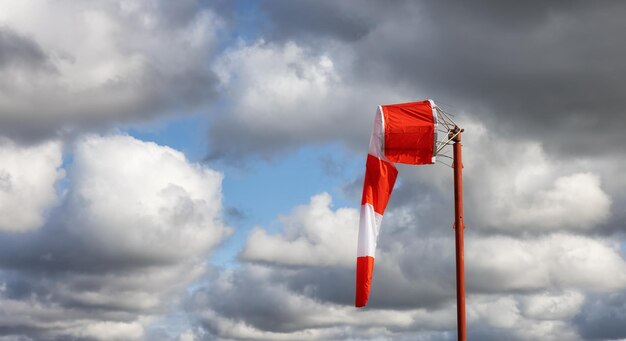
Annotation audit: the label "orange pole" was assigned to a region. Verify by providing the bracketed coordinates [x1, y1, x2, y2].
[452, 128, 466, 341]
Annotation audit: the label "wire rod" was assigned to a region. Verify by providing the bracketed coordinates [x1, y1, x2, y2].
[436, 159, 453, 168]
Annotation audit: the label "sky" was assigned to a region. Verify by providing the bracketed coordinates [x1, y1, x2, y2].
[0, 1, 626, 340]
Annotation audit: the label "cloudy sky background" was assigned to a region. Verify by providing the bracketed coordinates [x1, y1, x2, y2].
[1, 1, 625, 340]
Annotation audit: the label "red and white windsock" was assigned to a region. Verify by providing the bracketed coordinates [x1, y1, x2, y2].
[356, 99, 438, 307]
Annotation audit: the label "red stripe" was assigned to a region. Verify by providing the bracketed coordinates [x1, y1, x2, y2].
[382, 100, 435, 165]
[355, 256, 375, 307]
[361, 154, 398, 215]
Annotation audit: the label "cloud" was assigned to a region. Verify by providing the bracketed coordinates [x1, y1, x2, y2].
[259, 0, 372, 43]
[469, 295, 581, 341]
[207, 0, 626, 160]
[241, 193, 358, 267]
[0, 138, 63, 231]
[1, 1, 625, 340]
[207, 39, 414, 161]
[187, 265, 457, 340]
[521, 291, 585, 321]
[467, 234, 626, 293]
[188, 180, 626, 339]
[195, 92, 624, 339]
[207, 40, 341, 159]
[0, 0, 220, 142]
[206, 0, 626, 163]
[64, 135, 228, 260]
[0, 134, 228, 340]
[93, 1, 626, 339]
[379, 119, 613, 236]
[574, 291, 626, 340]
[460, 121, 612, 233]
[0, 27, 50, 70]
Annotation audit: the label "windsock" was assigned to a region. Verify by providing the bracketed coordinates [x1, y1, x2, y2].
[356, 100, 438, 307]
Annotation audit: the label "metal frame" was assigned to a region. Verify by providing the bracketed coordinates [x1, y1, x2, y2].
[433, 106, 461, 167]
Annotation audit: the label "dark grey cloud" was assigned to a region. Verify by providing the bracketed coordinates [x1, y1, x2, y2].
[0, 28, 50, 71]
[206, 0, 626, 161]
[259, 0, 371, 43]
[575, 291, 626, 340]
[186, 264, 458, 340]
[352, 0, 626, 157]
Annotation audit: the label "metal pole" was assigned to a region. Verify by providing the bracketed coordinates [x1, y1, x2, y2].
[452, 127, 466, 341]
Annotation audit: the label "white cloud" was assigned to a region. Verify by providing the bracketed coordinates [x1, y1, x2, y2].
[213, 40, 339, 133]
[0, 0, 220, 139]
[0, 138, 63, 231]
[242, 189, 626, 294]
[470, 295, 582, 341]
[0, 134, 229, 340]
[65, 134, 229, 260]
[503, 172, 610, 230]
[207, 39, 415, 159]
[178, 330, 198, 341]
[416, 119, 612, 233]
[241, 193, 358, 267]
[69, 321, 145, 341]
[521, 291, 585, 321]
[209, 187, 626, 340]
[468, 234, 626, 292]
[369, 229, 626, 309]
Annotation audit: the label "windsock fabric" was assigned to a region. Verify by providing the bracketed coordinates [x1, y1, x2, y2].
[356, 100, 438, 307]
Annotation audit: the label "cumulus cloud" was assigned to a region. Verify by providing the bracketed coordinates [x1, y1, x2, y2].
[64, 135, 228, 261]
[0, 0, 220, 141]
[383, 119, 613, 236]
[467, 234, 626, 292]
[241, 193, 358, 267]
[521, 290, 585, 321]
[188, 265, 457, 341]
[469, 295, 581, 341]
[0, 134, 228, 340]
[460, 121, 612, 233]
[207, 39, 414, 160]
[189, 185, 626, 339]
[0, 138, 63, 231]
[208, 40, 340, 159]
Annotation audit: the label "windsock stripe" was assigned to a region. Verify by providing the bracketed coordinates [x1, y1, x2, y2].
[361, 154, 398, 215]
[357, 203, 383, 257]
[355, 256, 375, 307]
[355, 153, 396, 307]
[382, 100, 436, 165]
[428, 99, 438, 163]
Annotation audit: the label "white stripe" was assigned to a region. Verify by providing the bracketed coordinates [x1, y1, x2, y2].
[368, 107, 383, 159]
[357, 203, 383, 257]
[429, 99, 438, 164]
[380, 105, 386, 156]
[368, 106, 390, 162]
